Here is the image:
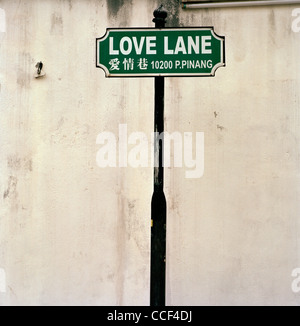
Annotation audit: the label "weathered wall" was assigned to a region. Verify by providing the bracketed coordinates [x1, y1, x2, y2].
[0, 0, 300, 305]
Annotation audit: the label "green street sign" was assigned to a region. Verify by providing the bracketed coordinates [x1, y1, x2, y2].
[96, 28, 225, 77]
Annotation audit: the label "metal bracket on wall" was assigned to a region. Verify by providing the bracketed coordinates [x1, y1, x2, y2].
[34, 61, 46, 78]
[182, 0, 300, 9]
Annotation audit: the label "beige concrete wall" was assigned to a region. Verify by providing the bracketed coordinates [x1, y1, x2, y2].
[0, 0, 299, 305]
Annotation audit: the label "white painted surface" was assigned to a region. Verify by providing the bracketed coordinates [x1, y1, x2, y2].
[0, 0, 300, 305]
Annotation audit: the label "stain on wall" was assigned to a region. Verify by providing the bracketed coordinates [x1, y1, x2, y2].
[7, 154, 32, 172]
[3, 176, 17, 200]
[160, 0, 181, 27]
[106, 0, 126, 17]
[50, 12, 63, 35]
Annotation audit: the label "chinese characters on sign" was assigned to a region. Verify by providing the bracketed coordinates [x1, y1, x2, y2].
[109, 58, 149, 71]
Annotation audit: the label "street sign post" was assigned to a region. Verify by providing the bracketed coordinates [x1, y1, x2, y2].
[96, 5, 225, 307]
[96, 27, 225, 77]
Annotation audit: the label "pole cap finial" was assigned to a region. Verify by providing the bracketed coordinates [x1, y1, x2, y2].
[153, 5, 167, 27]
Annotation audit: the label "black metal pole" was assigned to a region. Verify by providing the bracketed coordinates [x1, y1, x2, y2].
[150, 5, 167, 307]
